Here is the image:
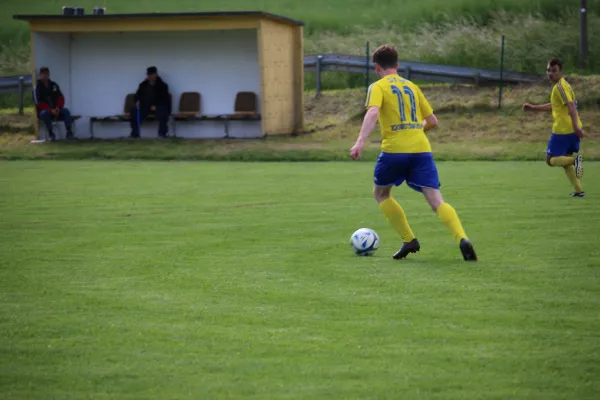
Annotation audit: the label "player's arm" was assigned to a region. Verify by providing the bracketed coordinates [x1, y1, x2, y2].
[567, 102, 584, 138]
[350, 106, 379, 160]
[351, 84, 382, 160]
[358, 106, 380, 141]
[418, 87, 438, 131]
[423, 114, 438, 131]
[522, 103, 552, 112]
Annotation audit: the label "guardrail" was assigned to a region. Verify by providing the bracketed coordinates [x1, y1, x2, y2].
[305, 54, 542, 94]
[1, 54, 543, 114]
[0, 75, 32, 115]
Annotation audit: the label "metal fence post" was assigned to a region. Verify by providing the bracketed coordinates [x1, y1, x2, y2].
[580, 0, 588, 70]
[498, 35, 505, 109]
[18, 76, 24, 115]
[316, 55, 323, 96]
[365, 42, 370, 95]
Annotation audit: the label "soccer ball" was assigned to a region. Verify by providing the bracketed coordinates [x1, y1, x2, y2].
[350, 228, 380, 256]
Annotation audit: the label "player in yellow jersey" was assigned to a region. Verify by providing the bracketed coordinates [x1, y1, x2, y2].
[523, 58, 585, 197]
[350, 45, 477, 261]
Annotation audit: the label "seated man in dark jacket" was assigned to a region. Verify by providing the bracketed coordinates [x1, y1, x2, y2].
[130, 66, 171, 138]
[34, 66, 74, 140]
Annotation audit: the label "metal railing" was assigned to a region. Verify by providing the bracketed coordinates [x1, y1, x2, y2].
[0, 54, 543, 114]
[305, 54, 542, 94]
[0, 75, 32, 115]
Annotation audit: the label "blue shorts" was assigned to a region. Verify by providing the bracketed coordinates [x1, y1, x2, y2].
[547, 133, 580, 156]
[374, 152, 440, 192]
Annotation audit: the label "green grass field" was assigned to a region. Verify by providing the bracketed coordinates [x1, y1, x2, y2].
[1, 161, 599, 399]
[2, 80, 600, 161]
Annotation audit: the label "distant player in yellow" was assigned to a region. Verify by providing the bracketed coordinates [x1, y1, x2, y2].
[523, 58, 585, 197]
[350, 44, 477, 261]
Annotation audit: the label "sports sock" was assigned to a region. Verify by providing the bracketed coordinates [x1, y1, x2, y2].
[564, 165, 583, 193]
[379, 197, 415, 243]
[549, 156, 574, 167]
[437, 202, 468, 244]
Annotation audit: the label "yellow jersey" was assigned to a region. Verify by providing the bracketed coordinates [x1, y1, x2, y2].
[366, 74, 433, 153]
[551, 77, 582, 134]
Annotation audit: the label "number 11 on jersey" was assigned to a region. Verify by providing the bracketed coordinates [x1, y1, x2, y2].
[391, 85, 417, 124]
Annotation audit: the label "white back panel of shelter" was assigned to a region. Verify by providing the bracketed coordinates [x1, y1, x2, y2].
[33, 33, 71, 109]
[68, 29, 261, 139]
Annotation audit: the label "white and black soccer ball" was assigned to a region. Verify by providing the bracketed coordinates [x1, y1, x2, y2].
[350, 228, 380, 256]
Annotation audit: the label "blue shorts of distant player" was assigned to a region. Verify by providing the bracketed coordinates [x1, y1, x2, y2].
[546, 133, 580, 156]
[373, 152, 440, 192]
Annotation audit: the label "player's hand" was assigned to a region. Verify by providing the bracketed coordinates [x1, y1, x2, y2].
[575, 127, 585, 138]
[350, 140, 364, 160]
[522, 103, 533, 112]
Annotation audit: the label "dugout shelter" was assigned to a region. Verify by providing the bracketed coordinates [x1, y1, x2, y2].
[14, 11, 305, 139]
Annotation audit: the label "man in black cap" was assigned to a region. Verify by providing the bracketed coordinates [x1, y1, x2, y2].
[130, 66, 171, 138]
[34, 67, 74, 140]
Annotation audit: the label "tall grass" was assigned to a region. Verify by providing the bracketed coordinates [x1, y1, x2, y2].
[0, 42, 29, 76]
[1, 0, 592, 40]
[303, 12, 600, 90]
[307, 13, 600, 74]
[0, 1, 598, 93]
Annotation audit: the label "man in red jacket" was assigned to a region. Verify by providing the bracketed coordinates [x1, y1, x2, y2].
[34, 67, 74, 140]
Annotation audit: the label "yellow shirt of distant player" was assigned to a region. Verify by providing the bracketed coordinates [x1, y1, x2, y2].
[551, 77, 582, 134]
[366, 75, 433, 153]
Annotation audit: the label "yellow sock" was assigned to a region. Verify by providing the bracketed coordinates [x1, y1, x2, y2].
[379, 197, 415, 243]
[437, 203, 468, 244]
[564, 165, 583, 192]
[549, 156, 574, 167]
